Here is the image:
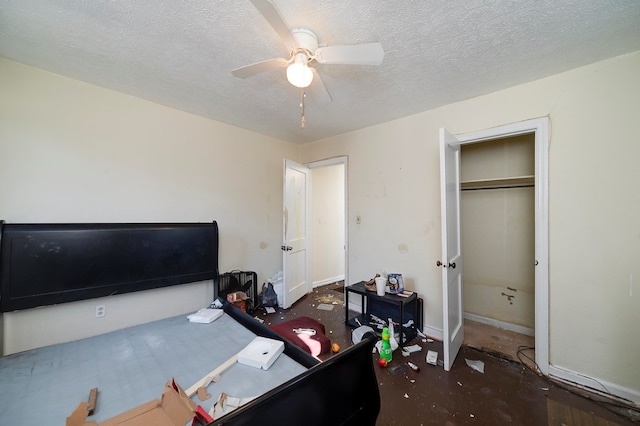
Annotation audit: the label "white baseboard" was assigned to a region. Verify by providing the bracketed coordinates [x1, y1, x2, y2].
[347, 299, 362, 313]
[464, 312, 535, 337]
[549, 364, 640, 406]
[422, 325, 444, 342]
[412, 318, 639, 407]
[312, 275, 345, 288]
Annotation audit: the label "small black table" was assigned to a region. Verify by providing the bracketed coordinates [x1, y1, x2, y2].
[345, 281, 419, 347]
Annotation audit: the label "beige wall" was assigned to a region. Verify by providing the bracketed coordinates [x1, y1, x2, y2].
[311, 164, 345, 286]
[461, 187, 535, 329]
[301, 51, 640, 400]
[0, 58, 299, 354]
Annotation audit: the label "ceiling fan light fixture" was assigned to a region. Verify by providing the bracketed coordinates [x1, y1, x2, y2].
[286, 52, 313, 88]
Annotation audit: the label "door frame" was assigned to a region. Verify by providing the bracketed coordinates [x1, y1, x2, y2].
[443, 117, 549, 374]
[306, 156, 349, 289]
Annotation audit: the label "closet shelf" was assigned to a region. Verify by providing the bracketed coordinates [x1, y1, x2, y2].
[460, 175, 534, 191]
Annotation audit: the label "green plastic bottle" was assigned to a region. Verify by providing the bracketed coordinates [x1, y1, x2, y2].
[381, 327, 392, 363]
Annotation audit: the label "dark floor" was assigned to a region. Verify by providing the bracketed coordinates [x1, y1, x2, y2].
[255, 282, 639, 425]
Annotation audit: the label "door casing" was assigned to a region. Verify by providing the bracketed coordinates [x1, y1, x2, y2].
[306, 156, 348, 290]
[440, 118, 549, 374]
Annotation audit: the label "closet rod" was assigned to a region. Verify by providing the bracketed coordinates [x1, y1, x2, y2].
[460, 175, 535, 191]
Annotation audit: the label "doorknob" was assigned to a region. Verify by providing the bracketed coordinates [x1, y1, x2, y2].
[448, 262, 456, 269]
[281, 245, 293, 251]
[436, 260, 446, 268]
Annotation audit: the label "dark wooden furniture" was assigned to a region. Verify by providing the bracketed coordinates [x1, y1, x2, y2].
[345, 280, 419, 347]
[0, 221, 380, 425]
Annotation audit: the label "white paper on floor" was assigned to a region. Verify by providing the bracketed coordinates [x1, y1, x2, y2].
[402, 344, 422, 353]
[316, 303, 334, 311]
[465, 358, 485, 373]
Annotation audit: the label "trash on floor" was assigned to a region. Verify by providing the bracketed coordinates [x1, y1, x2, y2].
[317, 303, 334, 311]
[315, 293, 342, 305]
[426, 350, 438, 365]
[407, 362, 420, 372]
[465, 359, 485, 374]
[402, 344, 422, 354]
[388, 318, 399, 350]
[352, 325, 375, 344]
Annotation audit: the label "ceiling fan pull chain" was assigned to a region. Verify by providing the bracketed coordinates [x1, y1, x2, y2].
[300, 89, 306, 129]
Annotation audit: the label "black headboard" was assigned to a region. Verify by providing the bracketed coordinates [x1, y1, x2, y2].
[0, 221, 219, 312]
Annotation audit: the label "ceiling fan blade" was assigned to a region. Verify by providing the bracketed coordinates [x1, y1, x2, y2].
[315, 42, 385, 65]
[308, 68, 332, 106]
[250, 0, 297, 50]
[232, 58, 288, 79]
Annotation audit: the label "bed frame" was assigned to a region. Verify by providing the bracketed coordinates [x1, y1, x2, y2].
[0, 221, 220, 312]
[0, 221, 380, 425]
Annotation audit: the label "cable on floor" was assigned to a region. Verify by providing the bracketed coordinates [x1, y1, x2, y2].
[516, 345, 640, 423]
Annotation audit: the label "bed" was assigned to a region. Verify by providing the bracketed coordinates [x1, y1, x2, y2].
[0, 221, 380, 425]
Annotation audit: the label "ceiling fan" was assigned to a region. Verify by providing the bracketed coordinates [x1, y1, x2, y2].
[232, 0, 385, 105]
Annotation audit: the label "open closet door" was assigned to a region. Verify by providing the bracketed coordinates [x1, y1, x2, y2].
[439, 128, 464, 371]
[282, 159, 311, 309]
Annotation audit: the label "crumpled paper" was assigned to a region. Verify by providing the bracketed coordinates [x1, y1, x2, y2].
[465, 358, 485, 373]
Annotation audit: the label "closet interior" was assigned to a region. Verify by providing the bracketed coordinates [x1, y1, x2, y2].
[460, 133, 536, 367]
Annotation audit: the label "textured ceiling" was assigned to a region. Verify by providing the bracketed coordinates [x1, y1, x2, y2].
[1, 0, 640, 144]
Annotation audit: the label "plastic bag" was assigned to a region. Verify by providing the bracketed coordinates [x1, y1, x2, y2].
[261, 282, 278, 308]
[268, 271, 284, 307]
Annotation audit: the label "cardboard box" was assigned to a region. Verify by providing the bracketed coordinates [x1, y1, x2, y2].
[67, 379, 212, 426]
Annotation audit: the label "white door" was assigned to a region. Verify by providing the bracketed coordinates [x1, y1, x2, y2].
[282, 159, 311, 309]
[439, 128, 464, 371]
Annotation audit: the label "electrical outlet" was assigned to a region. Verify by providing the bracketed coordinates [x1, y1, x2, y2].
[95, 304, 106, 318]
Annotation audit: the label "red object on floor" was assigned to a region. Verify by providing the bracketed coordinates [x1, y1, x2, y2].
[270, 316, 331, 356]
